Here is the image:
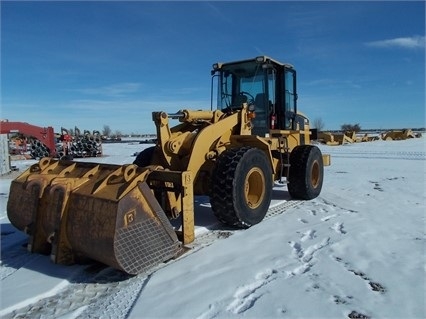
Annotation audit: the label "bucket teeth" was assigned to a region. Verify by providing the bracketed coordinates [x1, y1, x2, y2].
[7, 158, 182, 274]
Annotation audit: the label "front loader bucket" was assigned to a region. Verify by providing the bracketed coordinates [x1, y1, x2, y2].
[7, 158, 181, 275]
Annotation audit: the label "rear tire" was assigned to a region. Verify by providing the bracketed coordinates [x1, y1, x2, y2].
[210, 147, 272, 228]
[61, 154, 74, 160]
[287, 145, 323, 200]
[133, 146, 155, 167]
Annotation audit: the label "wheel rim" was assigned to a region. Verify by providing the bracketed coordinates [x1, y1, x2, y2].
[244, 167, 265, 209]
[311, 160, 320, 188]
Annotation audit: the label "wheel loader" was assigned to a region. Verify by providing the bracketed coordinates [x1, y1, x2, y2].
[7, 56, 330, 275]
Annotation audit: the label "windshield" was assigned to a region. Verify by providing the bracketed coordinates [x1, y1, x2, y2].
[217, 61, 265, 109]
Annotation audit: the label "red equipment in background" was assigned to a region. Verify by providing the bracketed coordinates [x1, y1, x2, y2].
[0, 121, 57, 157]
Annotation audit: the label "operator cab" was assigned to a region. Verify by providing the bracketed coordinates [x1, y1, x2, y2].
[211, 56, 300, 136]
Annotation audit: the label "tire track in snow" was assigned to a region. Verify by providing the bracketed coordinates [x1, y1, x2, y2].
[287, 237, 331, 276]
[1, 266, 133, 319]
[198, 234, 332, 318]
[324, 150, 426, 161]
[301, 229, 316, 242]
[1, 199, 304, 319]
[293, 198, 374, 319]
[0, 240, 40, 281]
[333, 256, 386, 294]
[199, 196, 354, 318]
[226, 268, 277, 314]
[223, 236, 331, 316]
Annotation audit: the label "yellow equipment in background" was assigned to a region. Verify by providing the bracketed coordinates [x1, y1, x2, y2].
[382, 129, 418, 140]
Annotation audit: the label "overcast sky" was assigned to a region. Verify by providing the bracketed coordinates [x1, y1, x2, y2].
[1, 1, 425, 134]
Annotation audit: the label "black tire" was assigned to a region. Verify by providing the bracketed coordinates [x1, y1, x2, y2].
[209, 147, 273, 228]
[133, 146, 155, 167]
[61, 154, 74, 160]
[287, 145, 324, 200]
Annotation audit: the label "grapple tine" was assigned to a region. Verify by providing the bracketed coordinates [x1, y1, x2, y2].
[7, 159, 182, 274]
[7, 158, 66, 254]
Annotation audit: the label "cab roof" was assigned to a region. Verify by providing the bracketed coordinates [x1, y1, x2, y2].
[213, 56, 294, 70]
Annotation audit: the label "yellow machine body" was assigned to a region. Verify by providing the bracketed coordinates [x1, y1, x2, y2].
[7, 56, 330, 274]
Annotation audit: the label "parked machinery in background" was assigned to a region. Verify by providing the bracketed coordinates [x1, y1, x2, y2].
[1, 121, 57, 158]
[57, 127, 102, 159]
[0, 121, 102, 159]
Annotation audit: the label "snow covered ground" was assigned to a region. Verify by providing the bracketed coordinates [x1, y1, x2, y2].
[1, 137, 425, 319]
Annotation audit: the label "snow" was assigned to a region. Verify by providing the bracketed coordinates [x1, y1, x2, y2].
[1, 137, 425, 319]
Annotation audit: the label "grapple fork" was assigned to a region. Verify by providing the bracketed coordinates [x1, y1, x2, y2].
[7, 158, 182, 275]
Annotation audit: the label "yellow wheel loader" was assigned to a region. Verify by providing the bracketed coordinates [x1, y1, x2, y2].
[7, 56, 330, 275]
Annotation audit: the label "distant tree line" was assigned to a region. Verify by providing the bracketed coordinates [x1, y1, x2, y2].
[312, 117, 424, 133]
[312, 118, 363, 133]
[102, 125, 122, 138]
[312, 118, 325, 131]
[340, 123, 361, 132]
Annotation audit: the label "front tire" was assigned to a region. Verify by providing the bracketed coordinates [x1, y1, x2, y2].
[133, 146, 155, 167]
[287, 145, 324, 200]
[210, 147, 273, 228]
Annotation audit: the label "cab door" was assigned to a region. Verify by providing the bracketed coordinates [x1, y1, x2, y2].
[284, 68, 297, 130]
